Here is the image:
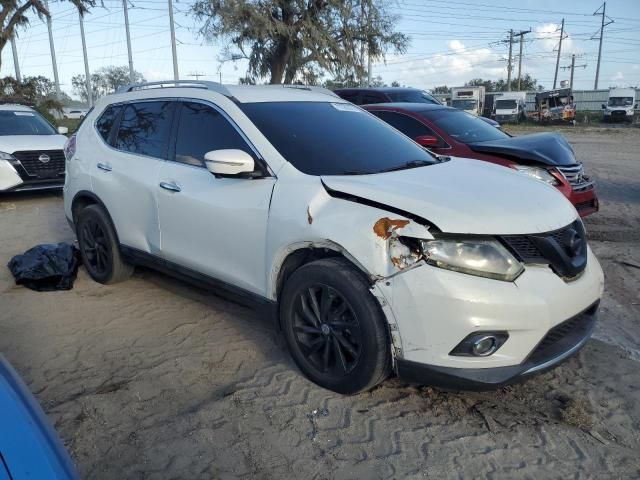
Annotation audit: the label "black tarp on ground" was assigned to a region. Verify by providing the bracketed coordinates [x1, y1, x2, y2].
[7, 243, 79, 291]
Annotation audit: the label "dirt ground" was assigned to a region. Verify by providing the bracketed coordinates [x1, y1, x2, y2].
[1, 126, 639, 479]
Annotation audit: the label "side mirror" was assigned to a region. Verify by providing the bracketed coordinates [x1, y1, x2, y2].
[601, 104, 606, 109]
[204, 149, 255, 176]
[58, 126, 69, 135]
[635, 104, 638, 109]
[415, 135, 439, 147]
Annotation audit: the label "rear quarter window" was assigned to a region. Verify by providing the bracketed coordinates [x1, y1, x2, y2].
[95, 105, 121, 143]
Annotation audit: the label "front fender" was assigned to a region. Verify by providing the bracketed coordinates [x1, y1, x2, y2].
[265, 166, 433, 300]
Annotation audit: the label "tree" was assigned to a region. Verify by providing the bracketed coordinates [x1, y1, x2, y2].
[192, 0, 409, 84]
[390, 80, 401, 87]
[72, 66, 145, 102]
[0, 75, 62, 122]
[464, 74, 541, 92]
[432, 85, 450, 94]
[0, 0, 94, 71]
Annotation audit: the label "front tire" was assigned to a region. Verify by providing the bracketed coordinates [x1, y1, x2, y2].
[76, 204, 133, 284]
[280, 258, 391, 394]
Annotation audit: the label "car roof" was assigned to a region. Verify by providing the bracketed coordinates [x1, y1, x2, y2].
[335, 87, 425, 94]
[100, 83, 344, 106]
[0, 104, 35, 112]
[363, 102, 450, 113]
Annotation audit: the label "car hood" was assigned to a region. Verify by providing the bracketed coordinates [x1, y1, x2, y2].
[0, 135, 68, 154]
[322, 158, 578, 235]
[467, 132, 576, 166]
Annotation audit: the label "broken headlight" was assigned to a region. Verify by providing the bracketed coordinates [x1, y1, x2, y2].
[512, 165, 560, 186]
[420, 238, 523, 282]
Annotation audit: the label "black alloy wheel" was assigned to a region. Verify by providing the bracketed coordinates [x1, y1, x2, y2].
[293, 284, 362, 377]
[80, 218, 111, 277]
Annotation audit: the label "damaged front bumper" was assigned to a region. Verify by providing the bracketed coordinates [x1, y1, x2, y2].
[374, 245, 604, 390]
[396, 302, 598, 390]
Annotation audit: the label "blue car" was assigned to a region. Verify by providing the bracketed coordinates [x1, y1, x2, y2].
[0, 355, 79, 479]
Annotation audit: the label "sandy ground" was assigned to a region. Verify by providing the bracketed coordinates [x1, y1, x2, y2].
[1, 127, 639, 479]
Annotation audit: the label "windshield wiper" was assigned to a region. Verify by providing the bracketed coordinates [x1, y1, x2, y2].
[378, 159, 433, 173]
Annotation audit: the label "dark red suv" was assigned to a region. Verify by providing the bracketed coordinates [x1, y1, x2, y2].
[364, 103, 598, 217]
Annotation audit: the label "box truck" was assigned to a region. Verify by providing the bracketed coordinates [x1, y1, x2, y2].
[494, 91, 527, 123]
[602, 88, 637, 123]
[450, 86, 485, 116]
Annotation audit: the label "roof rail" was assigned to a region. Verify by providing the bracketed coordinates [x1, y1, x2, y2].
[116, 80, 232, 97]
[281, 84, 339, 98]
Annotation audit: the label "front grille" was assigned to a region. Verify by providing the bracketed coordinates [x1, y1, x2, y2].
[526, 303, 598, 366]
[501, 220, 587, 278]
[13, 150, 65, 179]
[557, 164, 594, 192]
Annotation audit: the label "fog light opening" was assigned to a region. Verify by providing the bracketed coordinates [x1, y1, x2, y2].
[472, 335, 498, 356]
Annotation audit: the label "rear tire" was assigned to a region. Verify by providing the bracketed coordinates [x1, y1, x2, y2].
[76, 204, 133, 284]
[280, 258, 391, 394]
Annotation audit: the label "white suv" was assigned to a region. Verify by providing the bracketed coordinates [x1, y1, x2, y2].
[0, 104, 69, 192]
[63, 81, 604, 394]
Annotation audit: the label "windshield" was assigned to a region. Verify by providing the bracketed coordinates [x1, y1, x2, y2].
[608, 97, 634, 107]
[421, 109, 509, 144]
[495, 100, 517, 109]
[0, 110, 57, 136]
[239, 102, 436, 176]
[387, 90, 441, 105]
[451, 99, 477, 111]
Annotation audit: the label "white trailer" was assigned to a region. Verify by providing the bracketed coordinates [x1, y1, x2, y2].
[494, 91, 527, 123]
[450, 86, 485, 116]
[603, 87, 636, 123]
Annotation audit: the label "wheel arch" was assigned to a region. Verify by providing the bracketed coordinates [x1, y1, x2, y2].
[71, 191, 121, 244]
[271, 241, 373, 303]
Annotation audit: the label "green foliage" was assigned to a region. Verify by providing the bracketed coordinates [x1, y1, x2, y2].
[464, 74, 542, 92]
[0, 75, 62, 117]
[72, 65, 145, 102]
[432, 85, 450, 94]
[192, 0, 409, 84]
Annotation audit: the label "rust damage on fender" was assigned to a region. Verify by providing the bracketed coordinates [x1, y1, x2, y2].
[373, 217, 410, 240]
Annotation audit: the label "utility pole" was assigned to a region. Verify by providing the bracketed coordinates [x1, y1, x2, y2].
[359, 0, 365, 86]
[188, 72, 205, 80]
[593, 2, 614, 90]
[553, 19, 565, 90]
[78, 11, 93, 107]
[366, 0, 372, 86]
[44, 0, 61, 98]
[123, 0, 135, 83]
[514, 29, 531, 91]
[506, 30, 513, 91]
[168, 0, 179, 80]
[10, 37, 21, 83]
[560, 54, 587, 89]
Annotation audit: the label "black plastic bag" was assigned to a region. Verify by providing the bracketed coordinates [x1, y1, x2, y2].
[7, 243, 80, 291]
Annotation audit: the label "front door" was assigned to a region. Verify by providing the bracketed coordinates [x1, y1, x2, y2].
[157, 100, 275, 296]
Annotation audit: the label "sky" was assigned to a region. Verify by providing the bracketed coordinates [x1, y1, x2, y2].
[1, 0, 639, 100]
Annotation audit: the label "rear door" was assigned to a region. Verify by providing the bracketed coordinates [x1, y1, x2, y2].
[156, 100, 276, 295]
[91, 100, 176, 254]
[370, 110, 449, 151]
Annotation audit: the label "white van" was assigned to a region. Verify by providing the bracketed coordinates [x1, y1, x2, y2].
[494, 92, 527, 123]
[603, 88, 636, 123]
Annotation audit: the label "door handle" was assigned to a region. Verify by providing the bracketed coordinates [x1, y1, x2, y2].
[97, 162, 112, 172]
[159, 181, 181, 193]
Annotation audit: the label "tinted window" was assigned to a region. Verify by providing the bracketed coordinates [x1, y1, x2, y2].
[495, 100, 517, 109]
[0, 110, 57, 135]
[240, 102, 436, 176]
[421, 109, 509, 144]
[361, 93, 385, 104]
[336, 91, 360, 104]
[386, 90, 441, 105]
[371, 110, 439, 140]
[174, 102, 253, 167]
[115, 101, 174, 158]
[96, 105, 121, 142]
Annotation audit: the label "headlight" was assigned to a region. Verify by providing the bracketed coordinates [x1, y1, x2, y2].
[512, 165, 560, 186]
[420, 238, 523, 282]
[0, 151, 16, 162]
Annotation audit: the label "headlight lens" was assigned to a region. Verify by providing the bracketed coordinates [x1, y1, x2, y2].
[420, 238, 523, 281]
[512, 165, 560, 186]
[0, 151, 16, 162]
